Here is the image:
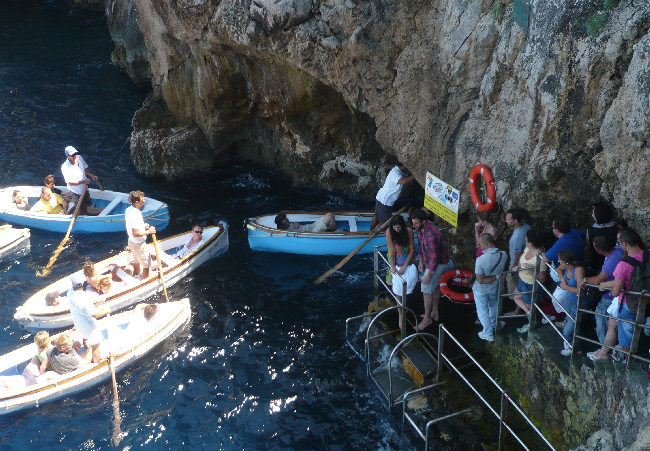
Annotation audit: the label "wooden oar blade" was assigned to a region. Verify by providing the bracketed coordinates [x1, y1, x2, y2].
[313, 207, 407, 285]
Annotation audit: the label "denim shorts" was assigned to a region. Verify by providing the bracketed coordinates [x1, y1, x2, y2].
[421, 260, 454, 294]
[617, 303, 636, 348]
[517, 278, 533, 305]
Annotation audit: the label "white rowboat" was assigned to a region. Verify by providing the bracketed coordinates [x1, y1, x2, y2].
[0, 299, 191, 415]
[0, 226, 30, 260]
[14, 222, 228, 329]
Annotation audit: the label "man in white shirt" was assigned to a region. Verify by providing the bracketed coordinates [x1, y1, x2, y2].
[125, 190, 156, 279]
[371, 163, 414, 229]
[68, 273, 110, 363]
[60, 145, 102, 215]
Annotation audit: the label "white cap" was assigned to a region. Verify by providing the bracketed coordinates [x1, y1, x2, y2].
[70, 273, 85, 288]
[65, 146, 78, 156]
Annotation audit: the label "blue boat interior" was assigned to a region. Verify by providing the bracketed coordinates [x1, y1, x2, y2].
[24, 196, 130, 215]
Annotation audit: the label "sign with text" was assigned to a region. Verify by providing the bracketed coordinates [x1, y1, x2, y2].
[424, 172, 460, 227]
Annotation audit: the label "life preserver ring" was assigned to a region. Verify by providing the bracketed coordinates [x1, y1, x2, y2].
[439, 269, 474, 303]
[468, 164, 496, 212]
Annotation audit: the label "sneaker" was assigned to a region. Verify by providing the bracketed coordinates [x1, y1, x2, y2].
[497, 320, 506, 331]
[541, 315, 557, 325]
[560, 344, 573, 357]
[478, 331, 494, 342]
[517, 324, 529, 334]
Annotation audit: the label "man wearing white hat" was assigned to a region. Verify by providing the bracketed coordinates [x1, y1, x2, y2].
[60, 145, 102, 215]
[68, 272, 110, 363]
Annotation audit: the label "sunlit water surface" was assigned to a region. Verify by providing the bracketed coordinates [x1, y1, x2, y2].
[0, 1, 414, 449]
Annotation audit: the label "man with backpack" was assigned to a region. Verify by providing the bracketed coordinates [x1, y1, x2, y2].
[607, 228, 649, 360]
[474, 233, 508, 342]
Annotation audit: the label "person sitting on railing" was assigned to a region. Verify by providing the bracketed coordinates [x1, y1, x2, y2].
[513, 229, 547, 333]
[385, 214, 416, 301]
[474, 233, 508, 342]
[590, 228, 649, 363]
[579, 235, 623, 350]
[274, 213, 337, 233]
[555, 250, 586, 356]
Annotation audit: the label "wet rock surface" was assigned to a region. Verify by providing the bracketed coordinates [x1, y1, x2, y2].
[105, 0, 649, 232]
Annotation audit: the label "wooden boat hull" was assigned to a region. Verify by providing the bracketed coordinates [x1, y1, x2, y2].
[0, 186, 169, 233]
[14, 222, 228, 329]
[0, 227, 30, 260]
[247, 210, 393, 255]
[0, 299, 190, 415]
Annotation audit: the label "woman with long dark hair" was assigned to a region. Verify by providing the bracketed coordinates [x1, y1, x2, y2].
[556, 249, 586, 356]
[386, 214, 416, 301]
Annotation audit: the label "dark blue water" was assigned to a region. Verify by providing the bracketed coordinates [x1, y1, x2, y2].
[0, 1, 409, 448]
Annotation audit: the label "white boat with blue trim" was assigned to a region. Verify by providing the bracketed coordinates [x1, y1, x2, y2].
[14, 223, 228, 330]
[0, 186, 169, 234]
[247, 210, 395, 255]
[0, 298, 190, 416]
[0, 226, 30, 260]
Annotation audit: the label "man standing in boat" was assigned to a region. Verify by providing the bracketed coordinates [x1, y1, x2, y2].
[371, 162, 414, 230]
[68, 273, 110, 364]
[60, 145, 102, 215]
[125, 190, 156, 279]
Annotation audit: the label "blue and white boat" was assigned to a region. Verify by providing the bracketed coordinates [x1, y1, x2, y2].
[247, 210, 395, 255]
[0, 186, 169, 234]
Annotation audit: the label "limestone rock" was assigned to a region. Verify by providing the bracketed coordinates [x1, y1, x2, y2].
[627, 425, 650, 451]
[104, 0, 650, 235]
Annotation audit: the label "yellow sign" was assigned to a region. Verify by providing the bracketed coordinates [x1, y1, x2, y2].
[424, 172, 460, 227]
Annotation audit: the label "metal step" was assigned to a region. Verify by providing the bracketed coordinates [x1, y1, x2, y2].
[371, 364, 416, 406]
[402, 343, 437, 378]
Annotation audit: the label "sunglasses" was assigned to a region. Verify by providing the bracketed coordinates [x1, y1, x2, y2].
[193, 230, 203, 234]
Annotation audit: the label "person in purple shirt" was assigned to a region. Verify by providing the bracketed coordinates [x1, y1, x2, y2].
[411, 210, 453, 330]
[580, 235, 623, 349]
[542, 216, 586, 266]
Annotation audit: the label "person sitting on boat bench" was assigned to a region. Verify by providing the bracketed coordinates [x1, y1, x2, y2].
[125, 190, 157, 280]
[60, 145, 103, 216]
[30, 187, 68, 215]
[47, 333, 92, 375]
[175, 224, 205, 259]
[68, 273, 110, 364]
[274, 213, 337, 233]
[12, 190, 29, 211]
[44, 174, 75, 204]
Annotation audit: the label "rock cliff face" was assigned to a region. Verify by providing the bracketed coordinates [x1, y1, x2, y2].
[106, 0, 649, 232]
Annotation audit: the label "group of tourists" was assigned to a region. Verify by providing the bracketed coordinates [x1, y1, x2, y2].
[470, 202, 649, 362]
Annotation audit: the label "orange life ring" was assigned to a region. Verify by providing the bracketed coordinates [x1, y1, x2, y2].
[439, 269, 474, 303]
[468, 164, 496, 212]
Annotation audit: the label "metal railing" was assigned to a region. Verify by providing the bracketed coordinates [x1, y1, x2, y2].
[374, 245, 409, 338]
[497, 254, 650, 368]
[437, 324, 556, 450]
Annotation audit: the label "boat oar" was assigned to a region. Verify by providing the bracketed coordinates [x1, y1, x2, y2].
[152, 233, 170, 302]
[313, 207, 408, 285]
[36, 184, 88, 278]
[109, 351, 123, 446]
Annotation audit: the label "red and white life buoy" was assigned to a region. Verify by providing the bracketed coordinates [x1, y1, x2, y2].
[439, 269, 474, 303]
[468, 164, 496, 212]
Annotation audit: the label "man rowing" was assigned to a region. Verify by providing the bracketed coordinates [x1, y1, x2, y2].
[125, 190, 157, 279]
[60, 145, 102, 215]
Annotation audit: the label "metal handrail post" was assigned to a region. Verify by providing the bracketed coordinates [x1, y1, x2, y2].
[529, 255, 543, 330]
[498, 391, 507, 450]
[495, 274, 505, 336]
[437, 323, 445, 382]
[374, 246, 380, 304]
[627, 292, 648, 369]
[571, 287, 584, 358]
[400, 278, 407, 339]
